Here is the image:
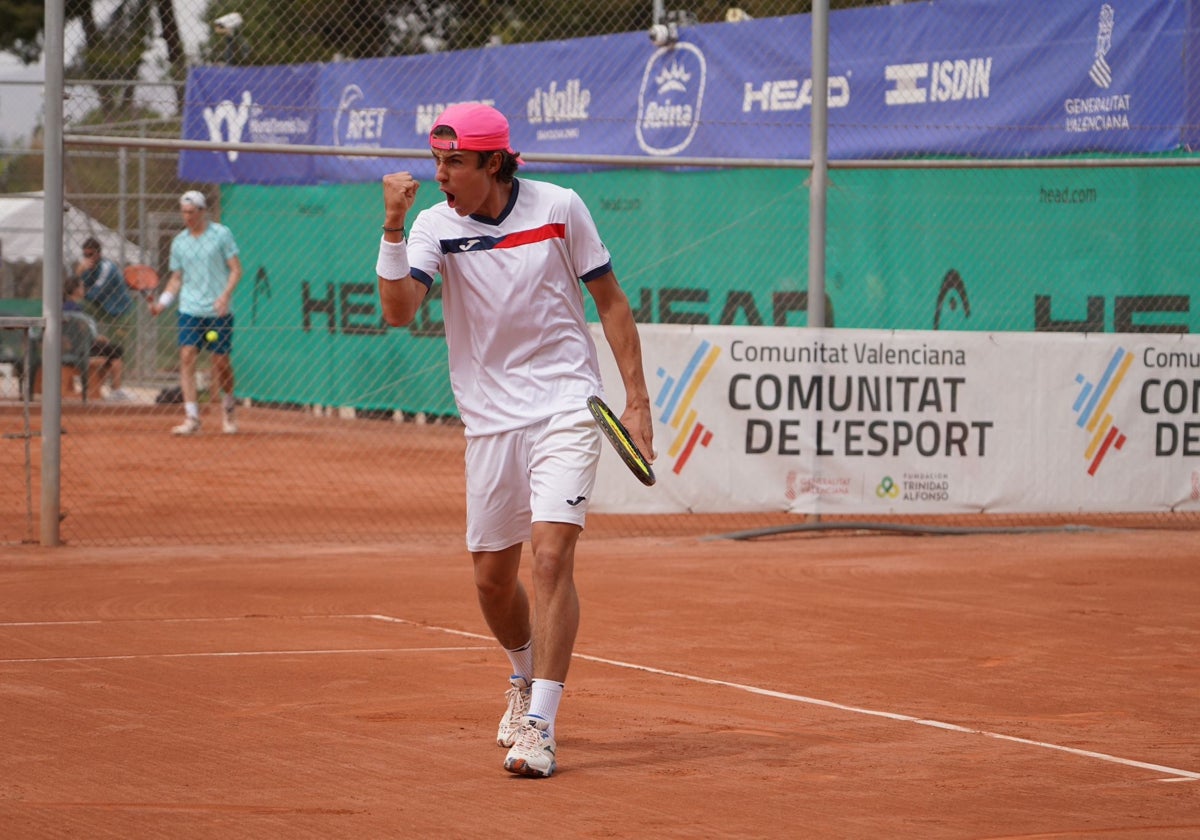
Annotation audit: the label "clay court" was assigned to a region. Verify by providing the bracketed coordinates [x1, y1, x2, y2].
[1, 405, 1198, 838]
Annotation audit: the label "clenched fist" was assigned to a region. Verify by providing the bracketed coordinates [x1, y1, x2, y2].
[382, 172, 419, 231]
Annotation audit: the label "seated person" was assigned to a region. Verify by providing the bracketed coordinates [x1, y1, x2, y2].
[63, 276, 131, 401]
[74, 237, 133, 322]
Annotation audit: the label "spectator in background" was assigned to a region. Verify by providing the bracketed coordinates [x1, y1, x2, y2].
[63, 275, 131, 401]
[73, 237, 134, 342]
[149, 190, 243, 436]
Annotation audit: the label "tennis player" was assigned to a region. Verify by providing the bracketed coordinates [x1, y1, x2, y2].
[376, 103, 654, 778]
[149, 190, 243, 435]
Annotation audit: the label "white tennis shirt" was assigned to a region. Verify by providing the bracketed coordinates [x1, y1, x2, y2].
[408, 178, 611, 436]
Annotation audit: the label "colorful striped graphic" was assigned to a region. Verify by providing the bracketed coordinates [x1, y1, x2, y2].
[1072, 347, 1133, 476]
[655, 340, 721, 476]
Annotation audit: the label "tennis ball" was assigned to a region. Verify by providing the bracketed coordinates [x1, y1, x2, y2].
[204, 329, 219, 343]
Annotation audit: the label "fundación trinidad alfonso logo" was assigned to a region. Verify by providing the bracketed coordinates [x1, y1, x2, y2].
[1072, 346, 1133, 476]
[654, 340, 722, 476]
[875, 476, 900, 499]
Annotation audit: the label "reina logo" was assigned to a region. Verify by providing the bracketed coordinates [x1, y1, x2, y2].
[636, 43, 706, 156]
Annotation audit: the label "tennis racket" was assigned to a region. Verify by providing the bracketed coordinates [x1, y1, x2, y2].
[586, 395, 656, 486]
[123, 264, 160, 300]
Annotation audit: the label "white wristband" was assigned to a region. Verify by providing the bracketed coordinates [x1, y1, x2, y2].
[157, 290, 176, 308]
[376, 237, 411, 282]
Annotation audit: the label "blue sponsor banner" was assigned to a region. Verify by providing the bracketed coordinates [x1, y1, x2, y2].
[181, 64, 321, 183]
[1187, 0, 1200, 149]
[181, 0, 1190, 184]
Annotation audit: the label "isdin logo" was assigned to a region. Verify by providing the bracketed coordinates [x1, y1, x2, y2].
[655, 340, 721, 476]
[884, 57, 992, 106]
[203, 90, 253, 162]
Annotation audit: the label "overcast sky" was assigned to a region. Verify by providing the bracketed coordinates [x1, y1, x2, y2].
[0, 55, 46, 145]
[1, 5, 208, 147]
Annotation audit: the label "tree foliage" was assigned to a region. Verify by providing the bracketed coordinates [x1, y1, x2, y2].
[2, 1, 904, 70]
[0, 0, 48, 64]
[194, 0, 903, 65]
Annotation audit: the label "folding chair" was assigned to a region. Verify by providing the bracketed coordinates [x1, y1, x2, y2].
[61, 311, 99, 404]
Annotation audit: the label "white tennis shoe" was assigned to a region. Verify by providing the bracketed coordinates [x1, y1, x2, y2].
[497, 675, 531, 747]
[222, 411, 238, 435]
[503, 715, 556, 778]
[172, 417, 201, 436]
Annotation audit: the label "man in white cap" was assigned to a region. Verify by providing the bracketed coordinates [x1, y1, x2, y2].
[375, 103, 654, 778]
[150, 190, 243, 435]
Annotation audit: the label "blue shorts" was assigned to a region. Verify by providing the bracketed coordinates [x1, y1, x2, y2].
[178, 313, 234, 355]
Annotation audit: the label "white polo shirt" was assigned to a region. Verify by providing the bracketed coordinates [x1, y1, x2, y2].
[408, 178, 611, 437]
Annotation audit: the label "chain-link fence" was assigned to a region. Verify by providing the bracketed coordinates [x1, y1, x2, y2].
[2, 0, 1199, 545]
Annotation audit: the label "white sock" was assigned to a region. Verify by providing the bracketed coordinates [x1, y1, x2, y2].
[504, 640, 533, 682]
[222, 393, 236, 413]
[528, 679, 564, 737]
[185, 401, 199, 420]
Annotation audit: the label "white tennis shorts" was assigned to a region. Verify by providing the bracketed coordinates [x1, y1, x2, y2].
[464, 407, 602, 552]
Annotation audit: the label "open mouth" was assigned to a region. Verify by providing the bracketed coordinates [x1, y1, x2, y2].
[443, 190, 456, 208]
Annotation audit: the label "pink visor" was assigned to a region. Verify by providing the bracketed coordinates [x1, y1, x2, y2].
[429, 103, 524, 163]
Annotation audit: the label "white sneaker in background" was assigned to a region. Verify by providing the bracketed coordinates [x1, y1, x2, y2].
[172, 417, 201, 436]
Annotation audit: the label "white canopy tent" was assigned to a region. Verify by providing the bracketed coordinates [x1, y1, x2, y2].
[0, 192, 150, 297]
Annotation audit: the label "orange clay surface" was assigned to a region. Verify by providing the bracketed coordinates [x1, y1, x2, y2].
[1, 528, 1198, 838]
[1, 403, 1198, 837]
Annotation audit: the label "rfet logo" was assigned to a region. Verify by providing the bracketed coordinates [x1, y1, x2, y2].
[334, 84, 388, 150]
[1072, 346, 1133, 475]
[636, 43, 706, 156]
[655, 339, 721, 475]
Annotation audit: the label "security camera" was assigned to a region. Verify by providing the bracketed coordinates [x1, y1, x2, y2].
[214, 12, 243, 33]
[648, 22, 678, 47]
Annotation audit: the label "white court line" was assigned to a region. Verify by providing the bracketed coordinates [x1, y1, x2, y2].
[361, 613, 1200, 784]
[0, 646, 490, 663]
[5, 613, 1196, 783]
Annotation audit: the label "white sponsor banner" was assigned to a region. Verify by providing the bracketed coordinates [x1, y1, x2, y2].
[590, 325, 1200, 515]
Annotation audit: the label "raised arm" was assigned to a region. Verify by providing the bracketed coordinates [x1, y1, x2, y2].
[377, 171, 428, 327]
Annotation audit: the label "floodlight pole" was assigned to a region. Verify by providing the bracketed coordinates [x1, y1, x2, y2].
[808, 0, 829, 329]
